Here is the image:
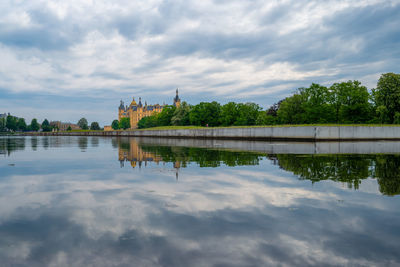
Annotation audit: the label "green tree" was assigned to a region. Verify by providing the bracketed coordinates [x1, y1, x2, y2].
[119, 117, 130, 129]
[90, 122, 100, 130]
[372, 73, 400, 123]
[277, 94, 306, 124]
[330, 80, 372, 123]
[17, 118, 27, 131]
[41, 119, 52, 132]
[77, 118, 89, 130]
[30, 118, 40, 132]
[376, 105, 389, 124]
[6, 115, 17, 131]
[171, 102, 191, 126]
[256, 112, 277, 125]
[220, 102, 239, 126]
[235, 103, 261, 126]
[111, 120, 120, 130]
[67, 126, 72, 131]
[189, 101, 221, 126]
[299, 83, 335, 123]
[0, 117, 6, 132]
[138, 115, 158, 129]
[157, 105, 176, 126]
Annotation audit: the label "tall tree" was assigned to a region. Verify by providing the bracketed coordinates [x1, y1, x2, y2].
[330, 80, 372, 123]
[138, 115, 158, 129]
[119, 117, 130, 129]
[30, 118, 40, 132]
[189, 102, 221, 126]
[277, 94, 306, 124]
[171, 102, 191, 126]
[299, 83, 334, 123]
[41, 119, 52, 132]
[220, 102, 239, 126]
[372, 73, 400, 123]
[235, 103, 261, 126]
[90, 122, 100, 130]
[157, 105, 176, 126]
[77, 118, 89, 130]
[0, 117, 6, 132]
[6, 116, 17, 131]
[111, 120, 120, 130]
[17, 118, 27, 131]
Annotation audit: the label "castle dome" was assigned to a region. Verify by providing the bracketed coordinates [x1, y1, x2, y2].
[130, 97, 137, 106]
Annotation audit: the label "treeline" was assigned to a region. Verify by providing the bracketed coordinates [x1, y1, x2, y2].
[262, 73, 400, 124]
[76, 118, 101, 131]
[136, 102, 262, 129]
[0, 116, 42, 132]
[133, 72, 400, 128]
[111, 117, 131, 130]
[0, 115, 101, 132]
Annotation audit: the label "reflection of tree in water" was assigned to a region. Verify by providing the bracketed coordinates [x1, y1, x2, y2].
[91, 137, 99, 147]
[269, 154, 400, 196]
[374, 155, 400, 196]
[0, 137, 26, 156]
[111, 138, 118, 149]
[140, 145, 264, 168]
[31, 137, 38, 151]
[78, 137, 88, 151]
[118, 138, 264, 170]
[42, 136, 49, 149]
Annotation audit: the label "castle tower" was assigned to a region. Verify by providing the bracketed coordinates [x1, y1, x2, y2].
[130, 97, 137, 107]
[118, 100, 126, 120]
[174, 88, 181, 108]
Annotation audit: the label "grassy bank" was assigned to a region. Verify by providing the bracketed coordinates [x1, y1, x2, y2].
[133, 124, 400, 131]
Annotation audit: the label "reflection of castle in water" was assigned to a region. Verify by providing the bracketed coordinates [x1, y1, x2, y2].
[118, 138, 181, 179]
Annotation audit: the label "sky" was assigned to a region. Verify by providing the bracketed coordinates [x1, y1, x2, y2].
[0, 0, 399, 126]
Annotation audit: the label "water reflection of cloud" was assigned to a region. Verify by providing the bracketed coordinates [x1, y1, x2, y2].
[1, 140, 400, 265]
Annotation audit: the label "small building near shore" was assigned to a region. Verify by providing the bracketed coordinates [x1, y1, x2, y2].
[50, 121, 80, 131]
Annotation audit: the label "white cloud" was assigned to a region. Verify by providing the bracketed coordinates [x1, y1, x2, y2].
[0, 0, 399, 122]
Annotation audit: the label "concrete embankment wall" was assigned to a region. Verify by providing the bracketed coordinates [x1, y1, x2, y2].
[22, 126, 400, 141]
[135, 137, 400, 154]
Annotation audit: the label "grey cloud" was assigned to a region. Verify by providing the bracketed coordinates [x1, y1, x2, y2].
[146, 1, 400, 68]
[0, 7, 85, 50]
[0, 27, 72, 50]
[1, 0, 399, 117]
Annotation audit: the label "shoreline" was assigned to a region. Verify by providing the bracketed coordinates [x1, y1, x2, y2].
[13, 126, 400, 141]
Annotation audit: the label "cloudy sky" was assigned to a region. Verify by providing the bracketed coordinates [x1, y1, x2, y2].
[0, 0, 399, 125]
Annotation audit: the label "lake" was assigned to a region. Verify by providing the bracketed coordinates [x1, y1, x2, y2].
[1, 136, 400, 266]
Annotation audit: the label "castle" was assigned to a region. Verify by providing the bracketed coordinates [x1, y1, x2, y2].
[118, 89, 181, 129]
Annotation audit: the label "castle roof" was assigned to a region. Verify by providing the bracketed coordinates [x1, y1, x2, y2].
[130, 97, 137, 106]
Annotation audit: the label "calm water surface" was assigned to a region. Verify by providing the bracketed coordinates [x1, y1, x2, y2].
[0, 136, 400, 266]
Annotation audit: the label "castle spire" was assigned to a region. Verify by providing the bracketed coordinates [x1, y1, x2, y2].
[119, 100, 125, 110]
[174, 88, 181, 107]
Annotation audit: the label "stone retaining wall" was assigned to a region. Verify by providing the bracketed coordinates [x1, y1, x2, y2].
[19, 126, 400, 141]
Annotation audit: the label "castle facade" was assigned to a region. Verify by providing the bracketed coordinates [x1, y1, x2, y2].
[118, 89, 181, 129]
